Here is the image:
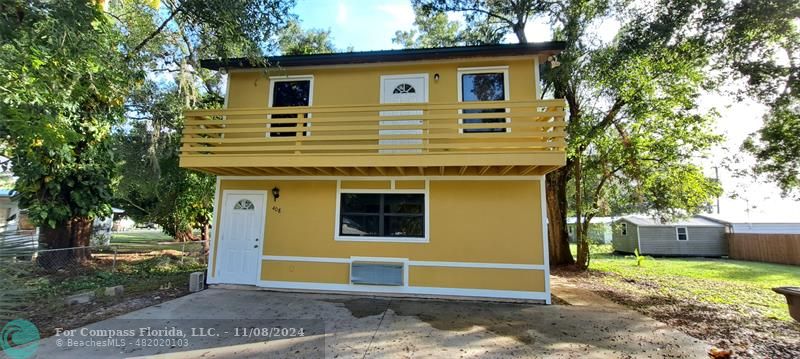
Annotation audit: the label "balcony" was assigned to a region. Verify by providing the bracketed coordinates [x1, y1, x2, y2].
[180, 99, 566, 176]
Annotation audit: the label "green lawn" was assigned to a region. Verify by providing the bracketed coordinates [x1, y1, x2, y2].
[112, 230, 202, 252]
[570, 244, 800, 321]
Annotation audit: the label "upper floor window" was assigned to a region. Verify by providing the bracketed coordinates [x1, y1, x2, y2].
[269, 77, 312, 137]
[458, 67, 509, 133]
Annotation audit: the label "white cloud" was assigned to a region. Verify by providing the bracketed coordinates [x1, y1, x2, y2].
[336, 1, 349, 25]
[376, 3, 415, 30]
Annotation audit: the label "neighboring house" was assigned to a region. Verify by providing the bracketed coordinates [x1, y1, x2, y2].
[179, 43, 567, 302]
[91, 208, 126, 246]
[612, 215, 728, 257]
[0, 189, 21, 230]
[566, 216, 614, 244]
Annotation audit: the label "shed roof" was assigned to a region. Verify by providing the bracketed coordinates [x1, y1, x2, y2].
[619, 215, 725, 227]
[201, 42, 567, 70]
[566, 216, 615, 224]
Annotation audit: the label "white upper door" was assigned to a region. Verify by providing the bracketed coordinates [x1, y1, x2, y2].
[379, 74, 428, 154]
[216, 192, 265, 285]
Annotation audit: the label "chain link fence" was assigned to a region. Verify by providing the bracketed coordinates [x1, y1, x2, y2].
[1, 229, 210, 324]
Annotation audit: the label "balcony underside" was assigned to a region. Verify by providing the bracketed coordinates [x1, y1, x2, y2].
[181, 152, 564, 177]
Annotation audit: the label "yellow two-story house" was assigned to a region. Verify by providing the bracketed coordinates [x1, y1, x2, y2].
[181, 42, 566, 303]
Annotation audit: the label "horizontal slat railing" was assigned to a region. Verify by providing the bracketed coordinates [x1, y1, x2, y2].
[181, 99, 566, 156]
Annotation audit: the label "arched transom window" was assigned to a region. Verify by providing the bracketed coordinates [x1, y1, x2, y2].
[233, 199, 255, 210]
[392, 83, 416, 94]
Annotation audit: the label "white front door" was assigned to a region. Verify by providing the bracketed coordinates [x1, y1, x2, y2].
[216, 192, 265, 285]
[380, 74, 428, 153]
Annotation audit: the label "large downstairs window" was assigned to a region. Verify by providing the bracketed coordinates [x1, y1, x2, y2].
[338, 193, 425, 240]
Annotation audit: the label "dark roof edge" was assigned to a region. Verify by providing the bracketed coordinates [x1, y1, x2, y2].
[201, 42, 567, 70]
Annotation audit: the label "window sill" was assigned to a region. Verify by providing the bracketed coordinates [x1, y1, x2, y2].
[335, 235, 429, 243]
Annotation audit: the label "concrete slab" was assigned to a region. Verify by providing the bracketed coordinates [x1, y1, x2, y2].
[30, 288, 708, 358]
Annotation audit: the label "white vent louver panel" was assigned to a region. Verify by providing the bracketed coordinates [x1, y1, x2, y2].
[350, 262, 404, 286]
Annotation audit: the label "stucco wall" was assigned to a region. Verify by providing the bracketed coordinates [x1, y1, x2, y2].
[225, 58, 539, 109]
[212, 178, 546, 293]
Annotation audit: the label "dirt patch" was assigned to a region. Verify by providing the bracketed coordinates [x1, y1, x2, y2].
[553, 268, 800, 358]
[26, 286, 191, 338]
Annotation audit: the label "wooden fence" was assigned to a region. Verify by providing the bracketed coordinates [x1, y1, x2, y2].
[727, 233, 800, 265]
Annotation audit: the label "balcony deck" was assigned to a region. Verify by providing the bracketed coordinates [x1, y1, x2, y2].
[180, 99, 566, 176]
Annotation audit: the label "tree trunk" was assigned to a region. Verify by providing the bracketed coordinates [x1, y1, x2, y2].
[37, 216, 93, 270]
[199, 222, 210, 254]
[546, 168, 575, 265]
[575, 153, 589, 269]
[174, 229, 195, 242]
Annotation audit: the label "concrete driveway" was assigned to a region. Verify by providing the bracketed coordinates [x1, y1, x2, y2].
[30, 288, 708, 358]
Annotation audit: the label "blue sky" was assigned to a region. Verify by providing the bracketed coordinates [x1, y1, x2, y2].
[291, 0, 794, 219]
[294, 0, 419, 51]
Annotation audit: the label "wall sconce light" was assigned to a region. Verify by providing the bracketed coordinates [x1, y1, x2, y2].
[434, 73, 440, 81]
[271, 187, 280, 201]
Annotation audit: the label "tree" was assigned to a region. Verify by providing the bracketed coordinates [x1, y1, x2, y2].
[728, 1, 800, 199]
[414, 0, 725, 268]
[110, 0, 294, 247]
[0, 0, 295, 268]
[0, 0, 134, 268]
[393, 5, 504, 48]
[415, 0, 550, 43]
[279, 20, 337, 55]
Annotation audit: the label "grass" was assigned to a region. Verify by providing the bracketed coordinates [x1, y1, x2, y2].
[569, 244, 800, 321]
[112, 230, 203, 252]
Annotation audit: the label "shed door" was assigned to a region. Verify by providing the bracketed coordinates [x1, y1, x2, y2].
[379, 74, 428, 153]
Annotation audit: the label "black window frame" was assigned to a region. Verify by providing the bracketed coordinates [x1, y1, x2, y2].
[459, 71, 509, 134]
[338, 193, 425, 238]
[269, 78, 312, 137]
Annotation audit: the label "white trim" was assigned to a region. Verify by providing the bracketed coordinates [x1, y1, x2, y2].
[349, 256, 409, 287]
[220, 74, 232, 140]
[539, 176, 551, 304]
[257, 281, 548, 301]
[379, 73, 430, 104]
[334, 180, 430, 243]
[533, 57, 542, 100]
[409, 261, 545, 270]
[636, 224, 642, 252]
[223, 73, 231, 108]
[261, 255, 546, 270]
[215, 190, 268, 286]
[457, 66, 511, 134]
[217, 175, 544, 181]
[268, 75, 314, 137]
[207, 176, 222, 282]
[263, 255, 350, 263]
[676, 226, 689, 241]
